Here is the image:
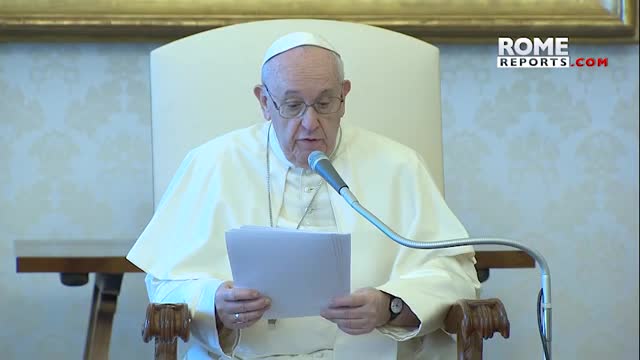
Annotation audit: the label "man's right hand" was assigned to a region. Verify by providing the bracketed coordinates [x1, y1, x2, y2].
[215, 281, 271, 330]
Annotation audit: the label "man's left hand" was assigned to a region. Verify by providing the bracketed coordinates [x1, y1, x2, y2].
[320, 287, 390, 335]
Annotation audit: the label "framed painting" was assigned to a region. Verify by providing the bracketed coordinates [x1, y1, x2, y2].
[0, 0, 637, 42]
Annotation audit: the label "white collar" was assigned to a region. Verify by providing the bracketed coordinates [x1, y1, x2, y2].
[267, 122, 295, 169]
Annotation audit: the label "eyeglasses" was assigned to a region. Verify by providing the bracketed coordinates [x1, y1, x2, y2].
[263, 84, 344, 119]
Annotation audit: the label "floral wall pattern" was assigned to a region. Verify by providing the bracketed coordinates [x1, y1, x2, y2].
[0, 42, 637, 359]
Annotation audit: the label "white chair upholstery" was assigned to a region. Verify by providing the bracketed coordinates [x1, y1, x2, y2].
[150, 19, 444, 208]
[145, 24, 514, 358]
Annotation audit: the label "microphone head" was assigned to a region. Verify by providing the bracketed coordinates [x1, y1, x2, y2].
[308, 151, 329, 171]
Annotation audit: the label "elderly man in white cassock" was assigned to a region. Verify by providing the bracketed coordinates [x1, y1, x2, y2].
[127, 32, 481, 360]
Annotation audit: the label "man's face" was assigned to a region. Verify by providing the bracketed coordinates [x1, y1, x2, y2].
[254, 46, 351, 168]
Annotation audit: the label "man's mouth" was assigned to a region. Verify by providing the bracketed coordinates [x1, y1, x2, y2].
[297, 139, 323, 148]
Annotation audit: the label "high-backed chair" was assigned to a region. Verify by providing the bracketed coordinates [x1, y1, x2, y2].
[141, 19, 509, 359]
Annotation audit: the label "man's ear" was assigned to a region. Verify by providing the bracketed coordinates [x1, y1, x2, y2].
[338, 80, 352, 118]
[342, 80, 352, 98]
[253, 85, 271, 120]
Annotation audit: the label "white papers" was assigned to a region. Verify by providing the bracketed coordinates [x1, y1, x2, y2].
[225, 226, 351, 319]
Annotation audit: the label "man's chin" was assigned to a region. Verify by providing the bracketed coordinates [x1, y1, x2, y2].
[294, 150, 323, 168]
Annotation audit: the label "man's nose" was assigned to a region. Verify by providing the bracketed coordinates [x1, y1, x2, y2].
[300, 105, 321, 130]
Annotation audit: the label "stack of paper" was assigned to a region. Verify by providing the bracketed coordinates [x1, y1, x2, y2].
[225, 226, 351, 319]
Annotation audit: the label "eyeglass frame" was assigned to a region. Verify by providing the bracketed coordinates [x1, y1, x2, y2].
[262, 83, 345, 119]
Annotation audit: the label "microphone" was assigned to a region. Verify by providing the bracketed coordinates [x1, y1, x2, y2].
[307, 151, 349, 194]
[308, 150, 553, 360]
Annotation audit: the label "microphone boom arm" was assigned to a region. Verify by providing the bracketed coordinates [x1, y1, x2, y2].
[340, 187, 552, 360]
[307, 149, 551, 359]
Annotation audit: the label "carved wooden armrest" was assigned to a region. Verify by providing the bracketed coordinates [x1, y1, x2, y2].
[444, 298, 510, 360]
[141, 300, 509, 360]
[142, 303, 192, 360]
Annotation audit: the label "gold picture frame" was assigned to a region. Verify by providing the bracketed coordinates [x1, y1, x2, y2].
[0, 0, 637, 43]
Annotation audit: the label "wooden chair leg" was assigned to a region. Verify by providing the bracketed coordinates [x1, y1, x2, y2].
[444, 299, 510, 360]
[142, 303, 191, 360]
[83, 273, 123, 360]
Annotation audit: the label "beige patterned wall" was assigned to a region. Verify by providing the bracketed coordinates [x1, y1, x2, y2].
[0, 43, 157, 359]
[0, 42, 637, 359]
[439, 44, 638, 359]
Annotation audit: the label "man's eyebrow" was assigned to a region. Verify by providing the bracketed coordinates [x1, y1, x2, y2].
[282, 90, 302, 97]
[282, 89, 335, 97]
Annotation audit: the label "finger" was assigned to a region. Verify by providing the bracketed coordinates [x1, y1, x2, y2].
[224, 297, 271, 314]
[329, 294, 367, 308]
[215, 282, 233, 302]
[225, 307, 270, 329]
[223, 288, 261, 301]
[230, 308, 270, 324]
[320, 307, 362, 320]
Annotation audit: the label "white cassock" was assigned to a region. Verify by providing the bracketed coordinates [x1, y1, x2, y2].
[127, 121, 481, 360]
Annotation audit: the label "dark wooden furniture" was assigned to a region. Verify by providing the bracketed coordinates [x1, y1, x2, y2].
[143, 298, 511, 360]
[15, 240, 533, 360]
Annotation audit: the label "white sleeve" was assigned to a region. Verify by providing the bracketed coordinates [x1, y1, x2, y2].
[144, 274, 239, 355]
[376, 253, 480, 341]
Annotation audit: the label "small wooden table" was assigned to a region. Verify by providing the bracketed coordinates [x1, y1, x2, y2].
[14, 240, 535, 360]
